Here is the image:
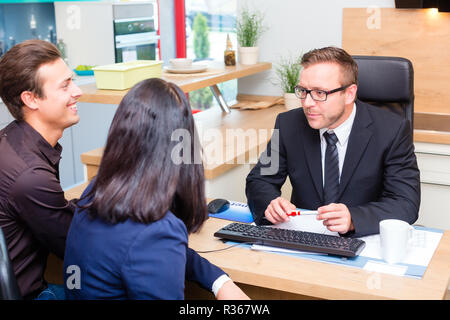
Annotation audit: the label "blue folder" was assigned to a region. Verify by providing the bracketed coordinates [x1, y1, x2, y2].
[208, 201, 254, 223]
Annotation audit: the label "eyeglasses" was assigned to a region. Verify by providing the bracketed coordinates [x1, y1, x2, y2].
[294, 84, 351, 102]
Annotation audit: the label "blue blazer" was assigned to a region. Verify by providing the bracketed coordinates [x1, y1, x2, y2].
[63, 183, 224, 299]
[246, 100, 420, 237]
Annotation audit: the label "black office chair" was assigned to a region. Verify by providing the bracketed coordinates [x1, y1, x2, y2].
[352, 55, 414, 133]
[0, 226, 21, 300]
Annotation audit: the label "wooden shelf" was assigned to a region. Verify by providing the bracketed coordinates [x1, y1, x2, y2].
[78, 62, 272, 105]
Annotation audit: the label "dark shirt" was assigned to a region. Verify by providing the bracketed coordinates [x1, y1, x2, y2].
[0, 121, 74, 299]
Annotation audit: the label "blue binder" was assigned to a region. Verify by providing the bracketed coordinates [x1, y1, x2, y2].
[208, 201, 254, 223]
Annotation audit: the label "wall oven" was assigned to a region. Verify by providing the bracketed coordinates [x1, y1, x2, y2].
[54, 1, 159, 69]
[114, 16, 159, 63]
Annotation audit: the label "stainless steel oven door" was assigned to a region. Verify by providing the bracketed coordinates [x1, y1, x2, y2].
[115, 32, 159, 63]
[114, 16, 159, 63]
[114, 17, 155, 35]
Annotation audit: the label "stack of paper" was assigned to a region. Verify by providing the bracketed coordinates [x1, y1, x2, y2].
[249, 214, 443, 278]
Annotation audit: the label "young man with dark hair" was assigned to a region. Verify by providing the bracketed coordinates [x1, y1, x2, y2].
[246, 46, 420, 237]
[0, 39, 81, 299]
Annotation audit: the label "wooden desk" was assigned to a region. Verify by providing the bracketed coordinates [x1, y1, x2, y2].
[78, 62, 272, 105]
[53, 181, 450, 299]
[64, 181, 90, 200]
[190, 218, 450, 300]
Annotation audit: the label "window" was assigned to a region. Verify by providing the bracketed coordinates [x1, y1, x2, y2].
[0, 2, 57, 57]
[184, 0, 237, 110]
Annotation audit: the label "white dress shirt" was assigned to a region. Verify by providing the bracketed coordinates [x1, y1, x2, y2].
[212, 274, 231, 297]
[319, 103, 357, 186]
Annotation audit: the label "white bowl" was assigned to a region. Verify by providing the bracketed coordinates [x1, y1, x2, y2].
[170, 58, 193, 69]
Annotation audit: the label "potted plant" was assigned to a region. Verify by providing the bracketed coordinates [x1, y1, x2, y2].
[275, 55, 303, 110]
[236, 7, 266, 65]
[394, 0, 422, 8]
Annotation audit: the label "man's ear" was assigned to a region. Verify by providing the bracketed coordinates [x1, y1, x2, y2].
[345, 84, 358, 104]
[20, 91, 40, 111]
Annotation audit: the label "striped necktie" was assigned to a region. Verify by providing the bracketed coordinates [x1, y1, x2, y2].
[323, 131, 339, 204]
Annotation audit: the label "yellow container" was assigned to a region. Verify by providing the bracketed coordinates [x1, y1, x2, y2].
[92, 60, 163, 90]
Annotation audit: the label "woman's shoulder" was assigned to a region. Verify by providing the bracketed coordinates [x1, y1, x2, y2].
[123, 211, 189, 264]
[139, 211, 188, 241]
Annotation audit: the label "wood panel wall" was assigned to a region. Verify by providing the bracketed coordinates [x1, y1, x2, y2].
[342, 8, 450, 116]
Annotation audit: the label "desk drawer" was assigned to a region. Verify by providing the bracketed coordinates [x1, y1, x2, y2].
[415, 142, 450, 186]
[416, 153, 450, 186]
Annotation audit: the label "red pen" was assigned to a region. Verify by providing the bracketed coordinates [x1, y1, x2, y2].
[287, 210, 319, 216]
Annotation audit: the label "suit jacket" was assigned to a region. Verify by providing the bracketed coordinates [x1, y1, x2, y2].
[64, 182, 224, 299]
[246, 100, 420, 237]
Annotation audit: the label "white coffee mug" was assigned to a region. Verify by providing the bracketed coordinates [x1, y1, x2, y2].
[379, 219, 413, 264]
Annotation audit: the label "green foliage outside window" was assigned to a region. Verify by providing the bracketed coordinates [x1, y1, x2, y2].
[189, 85, 214, 110]
[190, 12, 213, 110]
[193, 13, 210, 59]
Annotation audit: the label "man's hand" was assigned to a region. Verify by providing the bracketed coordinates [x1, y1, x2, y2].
[317, 203, 354, 234]
[264, 197, 296, 224]
[216, 280, 250, 300]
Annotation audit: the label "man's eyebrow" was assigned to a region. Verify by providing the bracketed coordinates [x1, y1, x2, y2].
[60, 74, 74, 86]
[298, 85, 327, 90]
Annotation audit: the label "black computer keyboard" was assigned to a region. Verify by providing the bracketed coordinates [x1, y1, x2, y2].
[214, 223, 366, 257]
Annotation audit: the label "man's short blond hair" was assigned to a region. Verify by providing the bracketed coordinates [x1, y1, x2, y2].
[301, 46, 358, 86]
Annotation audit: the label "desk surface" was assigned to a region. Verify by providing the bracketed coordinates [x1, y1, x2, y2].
[78, 62, 272, 105]
[64, 183, 450, 300]
[191, 218, 450, 300]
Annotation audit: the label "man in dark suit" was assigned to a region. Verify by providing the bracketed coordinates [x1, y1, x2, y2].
[246, 47, 420, 237]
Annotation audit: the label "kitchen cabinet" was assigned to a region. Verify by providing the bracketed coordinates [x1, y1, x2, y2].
[54, 1, 158, 69]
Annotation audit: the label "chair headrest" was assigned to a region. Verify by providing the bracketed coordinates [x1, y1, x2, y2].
[353, 56, 414, 103]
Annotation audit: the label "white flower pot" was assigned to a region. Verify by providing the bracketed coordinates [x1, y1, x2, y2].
[283, 92, 302, 110]
[238, 47, 259, 65]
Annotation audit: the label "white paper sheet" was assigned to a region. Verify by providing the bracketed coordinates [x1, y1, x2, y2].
[250, 218, 443, 276]
[251, 244, 324, 255]
[272, 214, 339, 236]
[363, 261, 408, 276]
[358, 229, 443, 267]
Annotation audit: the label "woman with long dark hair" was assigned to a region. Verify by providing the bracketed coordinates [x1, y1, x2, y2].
[63, 78, 248, 299]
